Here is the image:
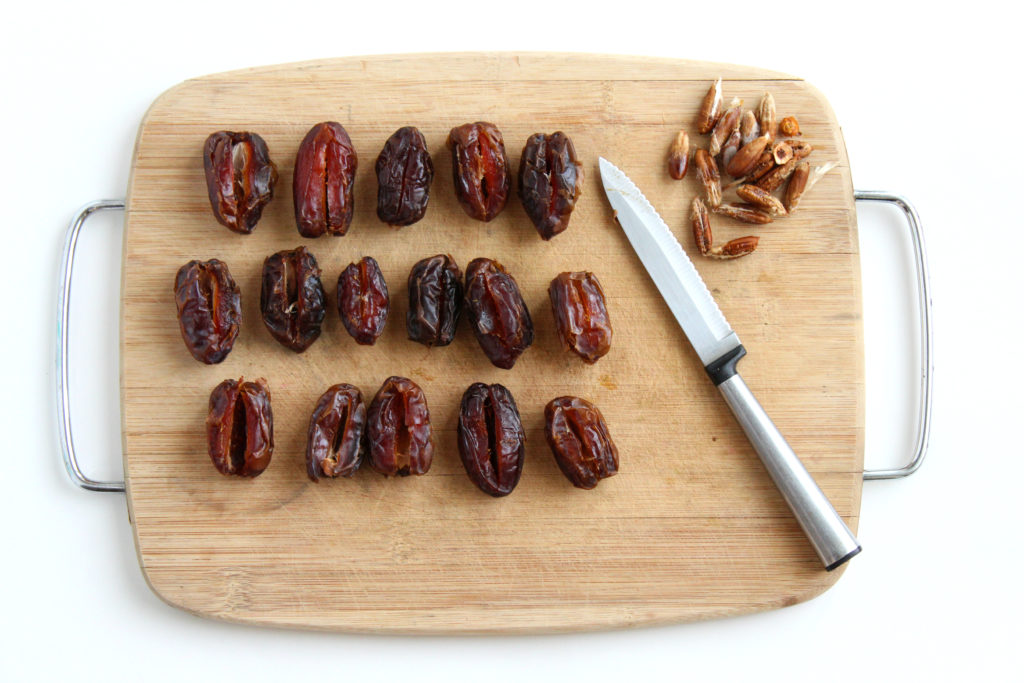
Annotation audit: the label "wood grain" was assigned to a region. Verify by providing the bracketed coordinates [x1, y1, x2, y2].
[121, 53, 864, 633]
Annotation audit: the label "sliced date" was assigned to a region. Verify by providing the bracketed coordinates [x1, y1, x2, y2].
[207, 377, 274, 477]
[518, 131, 584, 240]
[337, 256, 389, 345]
[548, 271, 612, 364]
[407, 254, 463, 347]
[376, 126, 433, 227]
[465, 257, 534, 369]
[260, 246, 326, 352]
[306, 383, 366, 481]
[293, 122, 357, 237]
[173, 259, 241, 364]
[203, 131, 278, 234]
[544, 396, 618, 490]
[457, 383, 525, 497]
[367, 376, 433, 476]
[447, 122, 510, 222]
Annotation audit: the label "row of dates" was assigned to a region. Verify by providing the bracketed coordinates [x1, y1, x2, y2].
[209, 376, 618, 494]
[205, 122, 584, 240]
[175, 250, 613, 369]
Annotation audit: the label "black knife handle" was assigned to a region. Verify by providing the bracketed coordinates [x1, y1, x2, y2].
[704, 345, 747, 386]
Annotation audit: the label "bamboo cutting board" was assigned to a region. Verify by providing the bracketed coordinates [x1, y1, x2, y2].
[121, 53, 863, 633]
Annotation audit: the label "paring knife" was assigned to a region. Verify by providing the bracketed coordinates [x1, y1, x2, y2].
[598, 157, 861, 571]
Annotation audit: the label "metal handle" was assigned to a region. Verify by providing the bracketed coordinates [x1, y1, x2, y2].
[718, 374, 862, 571]
[854, 191, 933, 480]
[56, 199, 127, 493]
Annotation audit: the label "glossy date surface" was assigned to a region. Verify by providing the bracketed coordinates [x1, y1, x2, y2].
[203, 131, 278, 234]
[376, 126, 433, 227]
[517, 132, 584, 240]
[207, 377, 274, 477]
[367, 376, 433, 477]
[406, 254, 463, 347]
[260, 246, 326, 352]
[173, 259, 241, 364]
[544, 396, 618, 490]
[447, 122, 510, 222]
[337, 256, 389, 345]
[306, 383, 366, 481]
[457, 383, 525, 497]
[293, 122, 357, 237]
[548, 271, 612, 364]
[465, 258, 534, 369]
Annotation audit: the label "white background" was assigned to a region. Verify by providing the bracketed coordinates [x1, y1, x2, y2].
[2, 1, 1021, 680]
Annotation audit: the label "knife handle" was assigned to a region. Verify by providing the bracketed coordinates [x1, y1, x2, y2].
[714, 366, 862, 570]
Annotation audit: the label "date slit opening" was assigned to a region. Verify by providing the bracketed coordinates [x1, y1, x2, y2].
[229, 394, 247, 473]
[198, 267, 216, 324]
[231, 142, 250, 201]
[563, 414, 593, 466]
[395, 399, 412, 474]
[484, 392, 499, 480]
[330, 403, 349, 460]
[284, 258, 298, 323]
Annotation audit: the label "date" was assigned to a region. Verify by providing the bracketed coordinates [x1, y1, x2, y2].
[457, 383, 526, 497]
[207, 377, 273, 477]
[293, 121, 358, 237]
[668, 129, 690, 180]
[544, 396, 618, 490]
[518, 131, 584, 240]
[337, 256, 389, 345]
[376, 126, 433, 227]
[306, 384, 366, 481]
[694, 149, 722, 208]
[203, 131, 278, 234]
[260, 246, 326, 352]
[548, 271, 612, 364]
[174, 259, 241, 364]
[367, 376, 433, 477]
[407, 254, 463, 347]
[465, 258, 534, 369]
[447, 122, 510, 221]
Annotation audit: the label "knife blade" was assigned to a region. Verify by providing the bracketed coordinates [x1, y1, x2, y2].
[599, 157, 861, 571]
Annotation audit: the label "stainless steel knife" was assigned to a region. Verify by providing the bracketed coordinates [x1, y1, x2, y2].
[598, 157, 861, 571]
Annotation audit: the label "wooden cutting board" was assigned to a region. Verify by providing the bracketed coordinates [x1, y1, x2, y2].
[121, 52, 863, 633]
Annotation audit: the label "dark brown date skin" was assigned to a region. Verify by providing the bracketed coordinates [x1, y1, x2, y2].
[447, 122, 510, 222]
[260, 246, 326, 352]
[207, 377, 274, 477]
[457, 383, 525, 497]
[548, 271, 612, 364]
[376, 126, 433, 227]
[367, 376, 433, 477]
[173, 259, 241, 364]
[337, 256, 389, 345]
[203, 131, 278, 234]
[306, 383, 366, 482]
[293, 122, 358, 237]
[465, 258, 534, 369]
[544, 396, 618, 490]
[518, 132, 584, 240]
[407, 254, 463, 347]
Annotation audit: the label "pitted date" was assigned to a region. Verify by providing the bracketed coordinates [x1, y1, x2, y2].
[407, 254, 463, 347]
[337, 256, 389, 345]
[376, 126, 433, 227]
[260, 246, 326, 352]
[548, 271, 612, 364]
[293, 121, 357, 237]
[465, 258, 534, 369]
[457, 383, 525, 497]
[173, 259, 241, 364]
[447, 122, 510, 222]
[306, 383, 366, 481]
[203, 131, 278, 234]
[207, 377, 274, 477]
[367, 376, 433, 477]
[518, 132, 584, 240]
[544, 396, 618, 490]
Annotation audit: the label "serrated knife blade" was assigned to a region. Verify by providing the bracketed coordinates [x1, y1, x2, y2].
[598, 157, 861, 571]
